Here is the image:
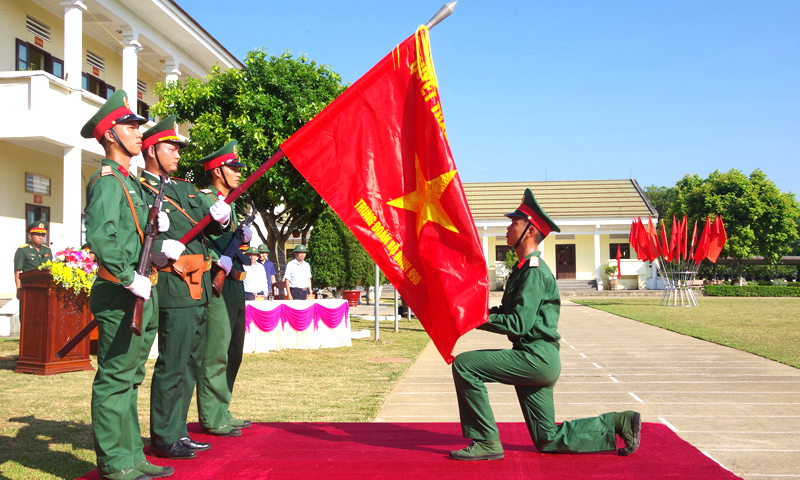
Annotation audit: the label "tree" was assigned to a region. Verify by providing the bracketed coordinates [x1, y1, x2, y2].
[152, 49, 348, 269]
[642, 185, 678, 221]
[669, 168, 800, 283]
[307, 207, 386, 297]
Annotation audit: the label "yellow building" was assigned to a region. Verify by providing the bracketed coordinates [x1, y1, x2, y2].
[0, 0, 241, 297]
[464, 180, 659, 291]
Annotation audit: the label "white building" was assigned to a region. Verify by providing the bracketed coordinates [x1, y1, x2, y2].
[463, 180, 659, 291]
[0, 0, 242, 297]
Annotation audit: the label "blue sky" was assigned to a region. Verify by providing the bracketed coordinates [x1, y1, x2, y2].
[177, 0, 799, 196]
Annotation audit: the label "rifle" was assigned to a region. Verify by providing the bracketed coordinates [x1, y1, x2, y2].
[211, 202, 257, 297]
[57, 175, 167, 356]
[131, 175, 168, 335]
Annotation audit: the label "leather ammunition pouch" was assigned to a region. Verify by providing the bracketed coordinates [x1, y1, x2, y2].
[158, 254, 211, 300]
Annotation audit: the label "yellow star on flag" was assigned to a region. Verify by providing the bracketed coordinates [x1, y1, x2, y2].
[387, 154, 459, 235]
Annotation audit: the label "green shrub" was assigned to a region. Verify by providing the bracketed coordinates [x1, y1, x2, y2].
[704, 285, 800, 297]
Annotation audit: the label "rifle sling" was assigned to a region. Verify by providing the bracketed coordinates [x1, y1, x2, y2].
[90, 173, 144, 244]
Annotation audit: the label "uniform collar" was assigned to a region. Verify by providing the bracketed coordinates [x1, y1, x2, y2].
[143, 170, 170, 183]
[102, 158, 130, 178]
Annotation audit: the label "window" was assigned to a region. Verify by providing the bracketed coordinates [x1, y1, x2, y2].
[82, 73, 115, 99]
[15, 38, 64, 79]
[25, 204, 50, 244]
[137, 100, 152, 122]
[25, 173, 51, 195]
[495, 245, 513, 262]
[609, 243, 630, 260]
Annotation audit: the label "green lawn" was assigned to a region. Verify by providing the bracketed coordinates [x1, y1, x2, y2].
[573, 297, 800, 368]
[0, 318, 430, 480]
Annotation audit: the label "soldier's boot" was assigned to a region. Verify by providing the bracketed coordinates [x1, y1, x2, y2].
[614, 411, 642, 456]
[134, 461, 174, 478]
[99, 468, 152, 480]
[449, 439, 504, 461]
[225, 410, 252, 429]
[201, 423, 242, 437]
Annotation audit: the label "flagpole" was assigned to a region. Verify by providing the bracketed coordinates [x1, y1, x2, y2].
[425, 1, 458, 29]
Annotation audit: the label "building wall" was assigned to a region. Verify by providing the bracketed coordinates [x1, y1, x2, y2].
[0, 0, 66, 72]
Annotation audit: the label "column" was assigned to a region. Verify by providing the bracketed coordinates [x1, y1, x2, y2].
[594, 226, 601, 290]
[121, 28, 141, 113]
[481, 226, 489, 261]
[163, 57, 182, 85]
[62, 147, 82, 247]
[61, 1, 86, 89]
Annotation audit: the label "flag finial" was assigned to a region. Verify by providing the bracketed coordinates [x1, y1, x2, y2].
[425, 1, 457, 30]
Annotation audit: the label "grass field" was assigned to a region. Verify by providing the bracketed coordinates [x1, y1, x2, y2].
[0, 318, 430, 480]
[573, 297, 800, 369]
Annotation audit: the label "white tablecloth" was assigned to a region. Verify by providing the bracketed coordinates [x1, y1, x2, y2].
[148, 299, 351, 359]
[243, 299, 351, 353]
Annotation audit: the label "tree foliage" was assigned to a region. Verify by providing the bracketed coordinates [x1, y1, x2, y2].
[152, 50, 348, 269]
[668, 168, 800, 279]
[307, 207, 386, 296]
[642, 184, 677, 221]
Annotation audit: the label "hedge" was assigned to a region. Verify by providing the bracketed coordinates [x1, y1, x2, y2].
[704, 285, 800, 297]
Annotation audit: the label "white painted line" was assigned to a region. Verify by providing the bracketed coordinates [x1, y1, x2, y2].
[580, 353, 587, 358]
[701, 452, 729, 471]
[592, 363, 602, 369]
[608, 374, 619, 383]
[569, 345, 575, 349]
[658, 417, 678, 432]
[561, 338, 567, 342]
[629, 392, 644, 403]
[704, 449, 800, 452]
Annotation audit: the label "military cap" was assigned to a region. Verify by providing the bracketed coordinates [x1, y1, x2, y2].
[28, 220, 48, 234]
[505, 188, 561, 237]
[257, 244, 270, 254]
[239, 244, 250, 252]
[293, 244, 308, 253]
[142, 115, 189, 151]
[80, 90, 147, 142]
[245, 246, 259, 255]
[197, 140, 246, 171]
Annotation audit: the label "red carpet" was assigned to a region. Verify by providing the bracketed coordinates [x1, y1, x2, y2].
[78, 422, 740, 479]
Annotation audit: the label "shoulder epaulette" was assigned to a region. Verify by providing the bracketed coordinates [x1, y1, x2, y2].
[199, 189, 213, 194]
[19, 244, 29, 248]
[529, 256, 539, 268]
[100, 165, 113, 176]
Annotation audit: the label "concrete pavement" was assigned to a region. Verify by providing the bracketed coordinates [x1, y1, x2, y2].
[374, 294, 800, 480]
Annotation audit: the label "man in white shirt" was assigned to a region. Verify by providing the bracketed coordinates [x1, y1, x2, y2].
[284, 244, 312, 300]
[242, 247, 269, 300]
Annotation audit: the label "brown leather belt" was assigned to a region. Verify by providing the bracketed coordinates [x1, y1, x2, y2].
[157, 254, 211, 300]
[97, 265, 121, 284]
[230, 270, 246, 282]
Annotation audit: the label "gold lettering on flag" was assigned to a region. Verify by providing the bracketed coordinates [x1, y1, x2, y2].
[354, 198, 422, 285]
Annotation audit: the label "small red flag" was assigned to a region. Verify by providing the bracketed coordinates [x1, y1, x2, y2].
[647, 216, 662, 258]
[707, 216, 727, 263]
[280, 27, 488, 363]
[693, 216, 712, 263]
[629, 218, 639, 259]
[670, 214, 679, 262]
[661, 220, 672, 263]
[681, 214, 688, 260]
[636, 218, 652, 262]
[616, 243, 622, 278]
[689, 219, 698, 261]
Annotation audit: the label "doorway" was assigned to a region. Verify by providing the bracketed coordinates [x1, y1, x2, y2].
[555, 244, 576, 279]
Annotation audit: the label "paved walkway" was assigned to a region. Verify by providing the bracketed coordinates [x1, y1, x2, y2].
[374, 296, 800, 480]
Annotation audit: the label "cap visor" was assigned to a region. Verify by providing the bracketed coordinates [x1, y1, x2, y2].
[116, 113, 148, 125]
[504, 210, 527, 219]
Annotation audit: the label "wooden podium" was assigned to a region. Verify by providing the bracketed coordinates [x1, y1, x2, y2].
[15, 269, 95, 375]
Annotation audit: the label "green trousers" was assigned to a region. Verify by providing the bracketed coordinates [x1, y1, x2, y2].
[452, 342, 617, 453]
[196, 279, 245, 429]
[150, 304, 207, 446]
[90, 281, 159, 475]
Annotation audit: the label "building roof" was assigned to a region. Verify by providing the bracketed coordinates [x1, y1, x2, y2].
[463, 179, 657, 221]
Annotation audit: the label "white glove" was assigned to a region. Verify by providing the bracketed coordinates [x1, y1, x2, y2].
[161, 239, 186, 260]
[242, 224, 253, 243]
[157, 211, 170, 233]
[125, 273, 152, 300]
[210, 199, 231, 226]
[216, 255, 232, 276]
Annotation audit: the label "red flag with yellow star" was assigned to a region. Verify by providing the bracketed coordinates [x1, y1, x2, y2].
[280, 27, 489, 363]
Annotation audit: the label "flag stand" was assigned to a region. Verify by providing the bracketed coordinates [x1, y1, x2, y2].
[658, 267, 699, 307]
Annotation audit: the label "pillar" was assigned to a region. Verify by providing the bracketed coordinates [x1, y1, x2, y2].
[61, 1, 86, 89]
[62, 147, 82, 247]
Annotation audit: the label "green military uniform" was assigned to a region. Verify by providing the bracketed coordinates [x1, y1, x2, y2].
[14, 221, 52, 272]
[452, 189, 629, 457]
[81, 90, 160, 477]
[194, 140, 249, 432]
[139, 118, 224, 449]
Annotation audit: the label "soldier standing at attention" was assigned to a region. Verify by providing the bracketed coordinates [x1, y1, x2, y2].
[81, 90, 173, 480]
[138, 117, 231, 460]
[14, 221, 52, 298]
[196, 140, 253, 436]
[449, 188, 641, 461]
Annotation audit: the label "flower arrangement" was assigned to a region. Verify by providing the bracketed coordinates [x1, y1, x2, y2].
[38, 247, 98, 295]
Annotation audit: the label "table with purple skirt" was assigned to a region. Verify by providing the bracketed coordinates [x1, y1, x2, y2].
[243, 299, 352, 353]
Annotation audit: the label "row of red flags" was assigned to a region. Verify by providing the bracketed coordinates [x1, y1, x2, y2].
[629, 215, 728, 265]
